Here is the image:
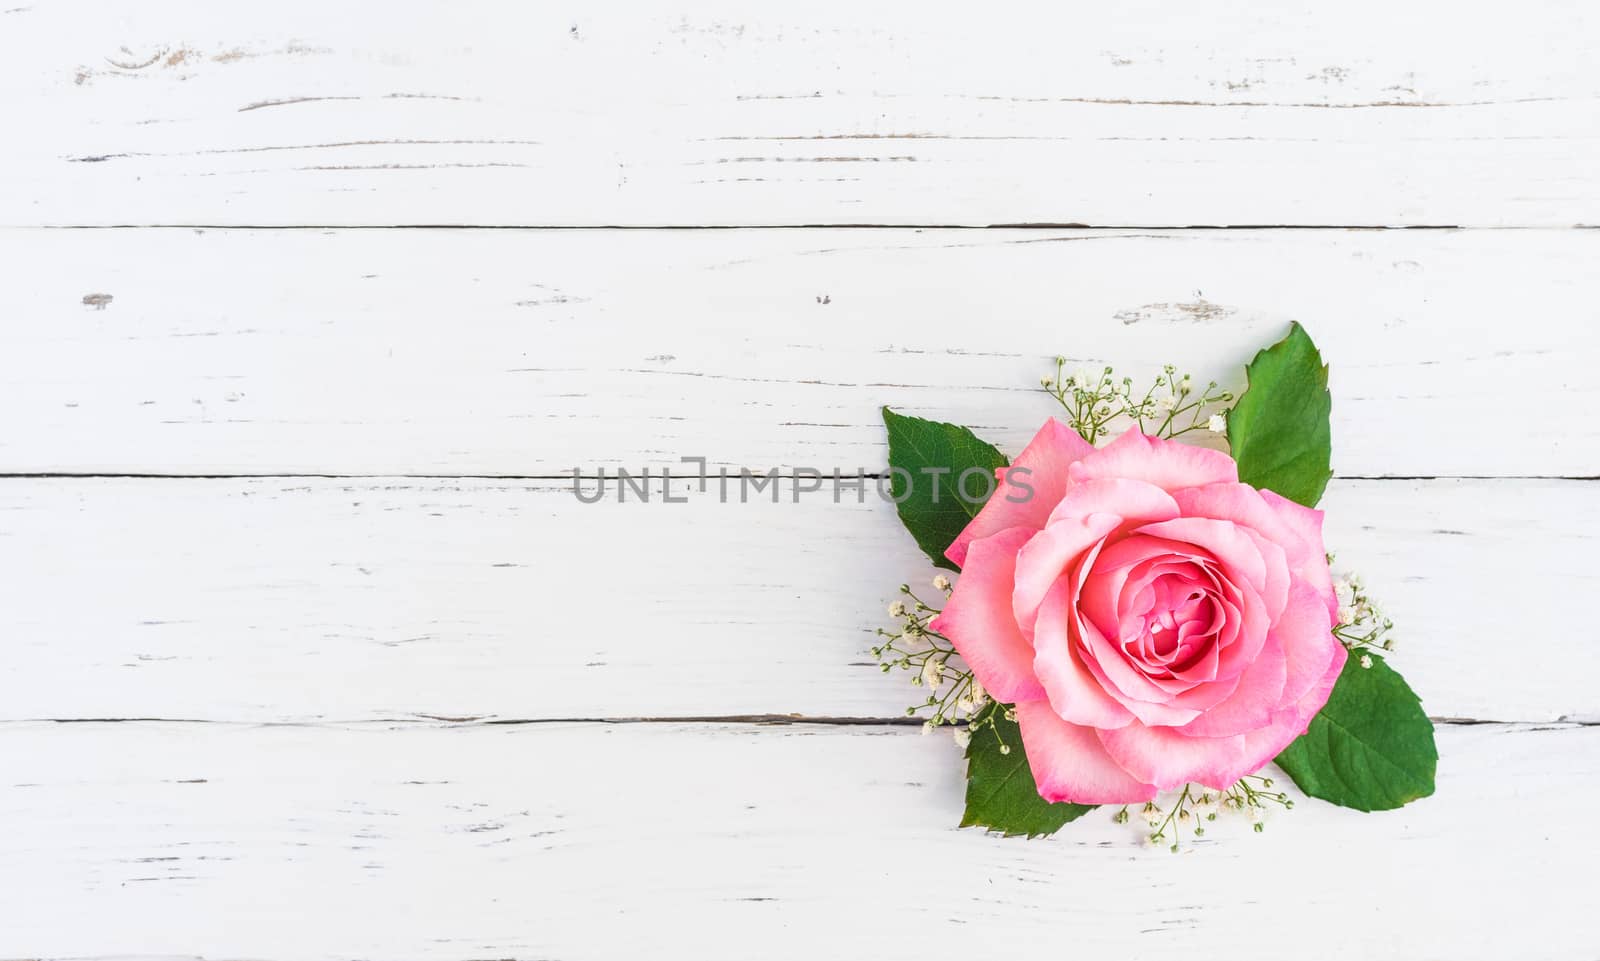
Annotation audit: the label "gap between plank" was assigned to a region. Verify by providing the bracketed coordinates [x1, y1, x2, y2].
[12, 222, 1600, 230]
[2, 472, 1596, 481]
[9, 715, 1595, 728]
[18, 223, 1600, 231]
[8, 223, 1473, 230]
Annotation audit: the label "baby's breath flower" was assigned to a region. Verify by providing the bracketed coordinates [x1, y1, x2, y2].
[1331, 568, 1398, 657]
[920, 656, 944, 689]
[888, 601, 907, 618]
[1360, 653, 1374, 669]
[952, 727, 971, 749]
[1207, 413, 1227, 433]
[1112, 781, 1288, 848]
[1040, 360, 1232, 445]
[932, 574, 951, 592]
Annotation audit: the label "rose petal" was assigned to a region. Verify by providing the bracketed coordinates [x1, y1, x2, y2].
[928, 528, 1046, 703]
[1136, 517, 1268, 597]
[945, 419, 1095, 568]
[1239, 529, 1291, 621]
[1234, 642, 1348, 772]
[1165, 626, 1222, 684]
[1097, 721, 1253, 791]
[1174, 483, 1324, 620]
[1067, 427, 1238, 494]
[1258, 488, 1338, 624]
[1275, 584, 1345, 705]
[1171, 634, 1288, 737]
[1010, 512, 1122, 637]
[1165, 665, 1244, 714]
[1079, 554, 1168, 652]
[1044, 477, 1181, 529]
[1032, 578, 1136, 729]
[1077, 537, 1210, 646]
[1015, 700, 1157, 804]
[1206, 567, 1270, 681]
[1090, 532, 1213, 574]
[1073, 613, 1204, 725]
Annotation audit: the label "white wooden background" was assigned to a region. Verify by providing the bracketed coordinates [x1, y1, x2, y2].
[2, 2, 1597, 959]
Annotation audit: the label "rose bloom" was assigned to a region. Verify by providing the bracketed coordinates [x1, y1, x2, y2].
[931, 421, 1344, 803]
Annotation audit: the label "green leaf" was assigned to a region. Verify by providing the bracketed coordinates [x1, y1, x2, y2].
[881, 407, 1009, 571]
[1226, 321, 1333, 508]
[1275, 653, 1437, 812]
[960, 702, 1096, 837]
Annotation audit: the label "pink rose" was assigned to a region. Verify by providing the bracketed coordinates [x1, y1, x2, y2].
[930, 421, 1344, 803]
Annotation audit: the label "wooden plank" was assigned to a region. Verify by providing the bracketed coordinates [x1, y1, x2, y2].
[2, 475, 1592, 724]
[0, 719, 1592, 959]
[2, 227, 1596, 477]
[2, 1, 1597, 226]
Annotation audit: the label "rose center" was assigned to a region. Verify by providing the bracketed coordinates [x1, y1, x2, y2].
[1126, 573, 1217, 675]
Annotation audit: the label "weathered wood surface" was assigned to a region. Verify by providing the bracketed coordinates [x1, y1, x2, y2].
[1, 475, 1592, 725]
[2, 1, 1598, 227]
[4, 2, 1596, 957]
[0, 720, 1593, 960]
[2, 227, 1596, 477]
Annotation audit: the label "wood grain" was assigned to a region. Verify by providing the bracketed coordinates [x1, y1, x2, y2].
[2, 227, 1596, 477]
[1, 719, 1593, 960]
[2, 1, 1597, 226]
[3, 475, 1591, 724]
[4, 3, 1592, 955]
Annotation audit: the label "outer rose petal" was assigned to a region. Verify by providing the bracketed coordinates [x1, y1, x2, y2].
[1275, 584, 1344, 705]
[1258, 489, 1338, 624]
[929, 528, 1048, 703]
[1097, 720, 1253, 791]
[1015, 700, 1157, 804]
[1173, 483, 1314, 565]
[1032, 579, 1136, 729]
[944, 419, 1095, 568]
[1067, 427, 1238, 494]
[1044, 477, 1181, 529]
[1239, 529, 1291, 621]
[1235, 642, 1347, 773]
